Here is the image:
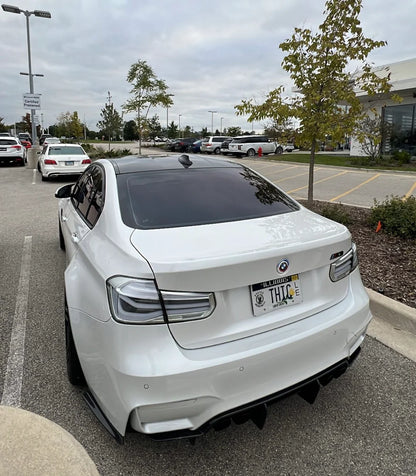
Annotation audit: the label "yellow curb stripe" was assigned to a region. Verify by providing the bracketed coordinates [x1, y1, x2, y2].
[330, 173, 381, 202]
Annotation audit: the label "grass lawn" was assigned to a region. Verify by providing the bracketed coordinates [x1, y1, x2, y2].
[267, 152, 416, 172]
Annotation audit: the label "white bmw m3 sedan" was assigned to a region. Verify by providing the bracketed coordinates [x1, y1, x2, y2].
[55, 154, 371, 442]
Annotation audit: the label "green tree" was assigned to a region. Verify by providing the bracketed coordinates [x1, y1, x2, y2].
[0, 116, 8, 133]
[123, 59, 173, 154]
[145, 114, 162, 140]
[236, 0, 392, 203]
[97, 102, 123, 149]
[167, 121, 178, 139]
[224, 126, 242, 137]
[124, 120, 139, 141]
[56, 111, 83, 139]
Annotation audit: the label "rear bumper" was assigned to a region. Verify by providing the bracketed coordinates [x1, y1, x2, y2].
[70, 274, 371, 439]
[43, 165, 88, 177]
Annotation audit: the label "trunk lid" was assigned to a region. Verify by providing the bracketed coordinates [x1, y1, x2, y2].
[130, 208, 352, 349]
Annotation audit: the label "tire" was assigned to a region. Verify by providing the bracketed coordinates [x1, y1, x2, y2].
[275, 146, 283, 155]
[37, 162, 41, 173]
[65, 299, 86, 386]
[214, 147, 220, 154]
[41, 174, 48, 181]
[59, 221, 66, 251]
[247, 148, 256, 157]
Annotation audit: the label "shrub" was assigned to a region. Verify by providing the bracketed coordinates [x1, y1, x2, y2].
[392, 150, 411, 165]
[320, 203, 352, 226]
[369, 195, 416, 239]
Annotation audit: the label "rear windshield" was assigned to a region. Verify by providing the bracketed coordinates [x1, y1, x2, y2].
[0, 139, 17, 146]
[48, 146, 85, 155]
[117, 167, 299, 229]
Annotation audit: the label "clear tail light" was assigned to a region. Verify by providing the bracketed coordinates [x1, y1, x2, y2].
[107, 277, 215, 325]
[329, 243, 359, 282]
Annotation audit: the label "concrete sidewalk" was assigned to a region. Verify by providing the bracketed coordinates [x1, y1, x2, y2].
[0, 406, 99, 475]
[367, 288, 416, 362]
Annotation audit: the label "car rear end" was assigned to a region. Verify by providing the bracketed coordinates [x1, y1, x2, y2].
[69, 159, 371, 439]
[0, 138, 25, 166]
[41, 144, 91, 178]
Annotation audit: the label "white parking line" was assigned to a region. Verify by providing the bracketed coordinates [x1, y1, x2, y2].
[1, 236, 32, 407]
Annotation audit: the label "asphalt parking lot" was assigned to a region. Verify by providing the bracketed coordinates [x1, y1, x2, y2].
[1, 164, 416, 475]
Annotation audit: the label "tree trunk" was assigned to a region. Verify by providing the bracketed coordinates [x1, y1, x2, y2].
[307, 139, 317, 205]
[137, 108, 142, 155]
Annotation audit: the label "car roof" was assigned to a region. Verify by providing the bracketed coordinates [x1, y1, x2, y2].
[106, 154, 241, 174]
[47, 143, 80, 147]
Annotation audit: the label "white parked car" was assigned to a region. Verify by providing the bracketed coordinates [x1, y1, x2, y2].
[55, 154, 371, 442]
[228, 135, 283, 157]
[43, 136, 61, 145]
[200, 136, 231, 154]
[37, 143, 91, 181]
[0, 136, 26, 166]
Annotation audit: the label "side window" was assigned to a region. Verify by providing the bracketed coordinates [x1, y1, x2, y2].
[75, 171, 93, 219]
[70, 165, 104, 227]
[86, 166, 104, 226]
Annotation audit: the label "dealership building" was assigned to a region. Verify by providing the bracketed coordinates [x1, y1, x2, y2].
[350, 58, 416, 156]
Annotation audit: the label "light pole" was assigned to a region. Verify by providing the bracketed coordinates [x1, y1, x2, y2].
[221, 117, 224, 133]
[2, 4, 51, 144]
[208, 110, 217, 134]
[178, 114, 182, 137]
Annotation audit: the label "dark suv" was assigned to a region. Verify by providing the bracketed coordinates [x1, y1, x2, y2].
[167, 138, 196, 153]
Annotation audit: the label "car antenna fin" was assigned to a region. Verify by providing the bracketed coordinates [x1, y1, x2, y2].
[178, 154, 192, 168]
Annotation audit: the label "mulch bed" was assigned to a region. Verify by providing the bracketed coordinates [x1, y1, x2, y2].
[302, 201, 416, 309]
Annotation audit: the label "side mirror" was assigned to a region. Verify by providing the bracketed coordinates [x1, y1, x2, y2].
[55, 183, 74, 199]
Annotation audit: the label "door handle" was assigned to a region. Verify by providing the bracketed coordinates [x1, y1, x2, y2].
[62, 216, 68, 222]
[71, 233, 79, 243]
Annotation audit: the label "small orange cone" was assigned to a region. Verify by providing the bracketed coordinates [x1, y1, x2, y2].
[376, 221, 382, 233]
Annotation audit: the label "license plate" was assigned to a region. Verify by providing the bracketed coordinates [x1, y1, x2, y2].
[0, 148, 6, 151]
[251, 274, 302, 316]
[65, 161, 74, 166]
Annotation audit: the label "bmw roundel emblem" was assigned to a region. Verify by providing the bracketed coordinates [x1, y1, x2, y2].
[277, 258, 289, 274]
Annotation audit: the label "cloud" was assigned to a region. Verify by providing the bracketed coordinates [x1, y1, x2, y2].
[0, 0, 415, 133]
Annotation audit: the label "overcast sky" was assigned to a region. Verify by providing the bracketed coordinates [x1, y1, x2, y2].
[1, 0, 415, 134]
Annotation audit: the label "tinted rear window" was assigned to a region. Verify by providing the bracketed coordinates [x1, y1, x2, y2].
[0, 139, 18, 146]
[117, 167, 299, 229]
[48, 146, 85, 155]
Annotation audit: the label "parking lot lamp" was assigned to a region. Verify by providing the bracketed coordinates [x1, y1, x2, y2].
[208, 110, 217, 134]
[1, 4, 51, 144]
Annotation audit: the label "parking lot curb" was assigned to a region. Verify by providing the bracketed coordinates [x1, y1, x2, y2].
[366, 287, 416, 362]
[0, 405, 99, 475]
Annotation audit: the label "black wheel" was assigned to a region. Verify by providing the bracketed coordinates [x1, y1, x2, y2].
[41, 174, 48, 181]
[214, 147, 220, 154]
[275, 146, 283, 155]
[65, 299, 86, 386]
[37, 162, 41, 173]
[59, 221, 66, 251]
[247, 148, 256, 157]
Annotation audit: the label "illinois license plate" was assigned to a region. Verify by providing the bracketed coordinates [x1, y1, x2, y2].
[65, 161, 74, 166]
[251, 274, 302, 316]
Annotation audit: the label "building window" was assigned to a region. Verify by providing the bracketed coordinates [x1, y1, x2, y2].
[383, 104, 416, 154]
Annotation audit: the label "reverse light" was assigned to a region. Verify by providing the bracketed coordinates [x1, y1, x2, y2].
[107, 277, 215, 325]
[329, 243, 358, 282]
